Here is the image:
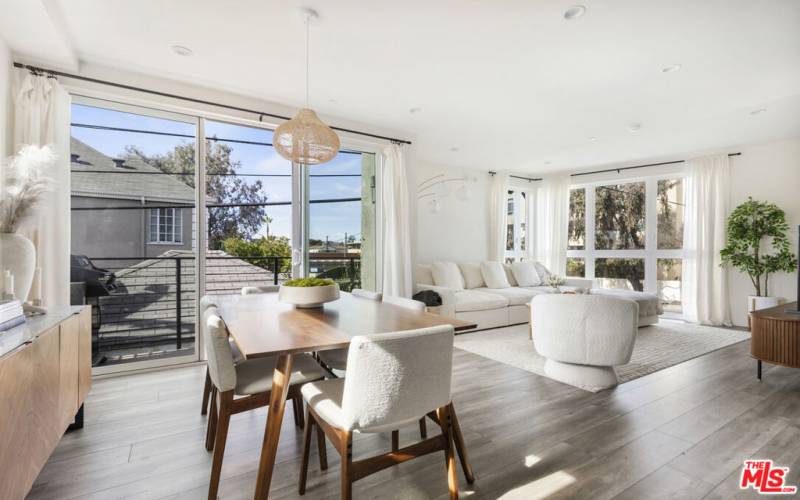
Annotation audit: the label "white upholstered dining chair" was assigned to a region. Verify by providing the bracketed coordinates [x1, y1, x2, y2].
[203, 306, 326, 500]
[298, 325, 463, 500]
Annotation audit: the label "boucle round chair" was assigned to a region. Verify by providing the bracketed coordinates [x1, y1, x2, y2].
[531, 294, 638, 392]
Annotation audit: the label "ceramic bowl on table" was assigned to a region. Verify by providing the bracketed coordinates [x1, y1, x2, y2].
[278, 282, 340, 308]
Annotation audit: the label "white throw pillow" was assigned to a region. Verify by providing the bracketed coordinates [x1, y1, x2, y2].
[511, 261, 541, 287]
[480, 262, 511, 289]
[458, 262, 485, 289]
[502, 263, 518, 287]
[431, 261, 465, 290]
[533, 261, 552, 282]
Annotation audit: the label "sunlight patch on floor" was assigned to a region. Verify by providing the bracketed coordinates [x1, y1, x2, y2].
[497, 470, 576, 499]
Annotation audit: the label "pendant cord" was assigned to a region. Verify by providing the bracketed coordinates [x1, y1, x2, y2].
[305, 14, 310, 108]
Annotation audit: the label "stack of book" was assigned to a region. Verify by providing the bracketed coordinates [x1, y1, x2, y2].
[0, 300, 25, 332]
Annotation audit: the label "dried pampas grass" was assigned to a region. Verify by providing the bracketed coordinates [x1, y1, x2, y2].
[0, 145, 56, 233]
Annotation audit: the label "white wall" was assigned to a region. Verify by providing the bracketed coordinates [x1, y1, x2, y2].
[0, 37, 11, 158]
[727, 137, 800, 326]
[409, 158, 490, 265]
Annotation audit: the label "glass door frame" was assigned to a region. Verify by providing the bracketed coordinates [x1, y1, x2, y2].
[68, 86, 385, 372]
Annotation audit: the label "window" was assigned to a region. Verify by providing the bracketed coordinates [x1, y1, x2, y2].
[567, 176, 686, 314]
[505, 189, 531, 262]
[149, 208, 183, 244]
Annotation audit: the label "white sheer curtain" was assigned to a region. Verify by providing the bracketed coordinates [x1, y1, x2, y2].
[683, 154, 732, 326]
[13, 71, 71, 307]
[381, 144, 412, 297]
[535, 175, 569, 276]
[488, 172, 508, 262]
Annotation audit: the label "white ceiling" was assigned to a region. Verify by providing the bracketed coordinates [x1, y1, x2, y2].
[2, 0, 800, 173]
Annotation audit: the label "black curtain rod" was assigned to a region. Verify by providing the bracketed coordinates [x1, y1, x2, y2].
[571, 152, 742, 177]
[488, 171, 542, 182]
[490, 152, 742, 181]
[14, 62, 412, 145]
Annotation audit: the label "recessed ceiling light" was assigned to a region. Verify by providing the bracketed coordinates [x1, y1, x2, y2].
[409, 107, 422, 114]
[171, 45, 193, 56]
[627, 122, 642, 132]
[450, 147, 460, 152]
[749, 108, 767, 116]
[661, 64, 682, 73]
[588, 136, 598, 141]
[544, 161, 552, 166]
[328, 99, 338, 104]
[564, 5, 586, 20]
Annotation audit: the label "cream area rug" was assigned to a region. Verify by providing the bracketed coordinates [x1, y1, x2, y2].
[454, 320, 750, 390]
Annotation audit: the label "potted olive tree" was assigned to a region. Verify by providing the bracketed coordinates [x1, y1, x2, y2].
[720, 197, 797, 313]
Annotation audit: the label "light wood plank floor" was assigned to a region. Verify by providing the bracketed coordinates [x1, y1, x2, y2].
[28, 339, 800, 500]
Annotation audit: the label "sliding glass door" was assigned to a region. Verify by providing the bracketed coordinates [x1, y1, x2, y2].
[70, 98, 199, 371]
[306, 151, 377, 291]
[70, 96, 380, 373]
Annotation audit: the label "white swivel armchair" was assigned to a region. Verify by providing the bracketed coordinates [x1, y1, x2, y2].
[532, 294, 638, 392]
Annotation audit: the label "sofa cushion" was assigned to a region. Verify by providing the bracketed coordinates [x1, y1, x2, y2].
[523, 285, 584, 295]
[458, 262, 486, 289]
[510, 261, 542, 287]
[416, 264, 434, 286]
[480, 262, 511, 289]
[502, 263, 518, 286]
[590, 288, 663, 317]
[474, 287, 537, 306]
[454, 290, 509, 312]
[431, 261, 464, 290]
[533, 261, 552, 282]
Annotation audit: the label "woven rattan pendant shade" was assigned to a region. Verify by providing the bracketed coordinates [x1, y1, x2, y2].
[274, 108, 340, 165]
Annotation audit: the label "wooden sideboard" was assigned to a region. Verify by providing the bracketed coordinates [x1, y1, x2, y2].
[0, 306, 91, 500]
[750, 302, 800, 380]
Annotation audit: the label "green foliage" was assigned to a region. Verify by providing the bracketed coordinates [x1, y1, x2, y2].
[222, 235, 292, 274]
[283, 277, 335, 287]
[720, 197, 797, 297]
[126, 139, 269, 250]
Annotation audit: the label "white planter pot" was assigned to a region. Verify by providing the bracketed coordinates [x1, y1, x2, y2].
[279, 284, 340, 308]
[0, 233, 36, 301]
[747, 295, 780, 313]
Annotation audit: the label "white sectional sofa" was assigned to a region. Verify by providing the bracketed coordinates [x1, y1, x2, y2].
[415, 260, 662, 331]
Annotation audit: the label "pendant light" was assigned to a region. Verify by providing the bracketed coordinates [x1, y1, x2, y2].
[273, 8, 340, 165]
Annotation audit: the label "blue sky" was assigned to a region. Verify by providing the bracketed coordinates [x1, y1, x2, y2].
[71, 103, 367, 244]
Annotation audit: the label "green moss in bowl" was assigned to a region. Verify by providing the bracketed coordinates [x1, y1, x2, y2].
[282, 277, 335, 287]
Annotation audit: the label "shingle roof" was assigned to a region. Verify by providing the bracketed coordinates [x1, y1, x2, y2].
[71, 137, 195, 203]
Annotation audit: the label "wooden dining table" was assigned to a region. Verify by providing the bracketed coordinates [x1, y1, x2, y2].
[213, 291, 477, 499]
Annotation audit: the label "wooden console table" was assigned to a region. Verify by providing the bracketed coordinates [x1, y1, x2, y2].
[0, 306, 91, 500]
[750, 302, 799, 380]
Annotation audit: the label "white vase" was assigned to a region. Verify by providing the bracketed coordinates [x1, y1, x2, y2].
[0, 233, 36, 301]
[747, 295, 780, 313]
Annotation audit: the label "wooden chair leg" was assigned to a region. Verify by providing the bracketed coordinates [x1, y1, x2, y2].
[419, 417, 428, 439]
[208, 391, 233, 500]
[316, 418, 328, 470]
[340, 430, 353, 500]
[298, 406, 313, 495]
[449, 403, 474, 484]
[437, 406, 459, 500]
[205, 387, 218, 452]
[292, 396, 301, 428]
[295, 396, 305, 429]
[201, 368, 212, 415]
[391, 430, 399, 452]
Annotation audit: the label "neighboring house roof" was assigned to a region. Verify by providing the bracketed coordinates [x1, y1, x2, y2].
[70, 137, 195, 203]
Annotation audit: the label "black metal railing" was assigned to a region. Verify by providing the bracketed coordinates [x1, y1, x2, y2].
[82, 254, 361, 365]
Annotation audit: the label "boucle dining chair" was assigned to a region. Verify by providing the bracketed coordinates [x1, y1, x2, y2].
[298, 325, 464, 500]
[203, 306, 326, 500]
[201, 287, 280, 416]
